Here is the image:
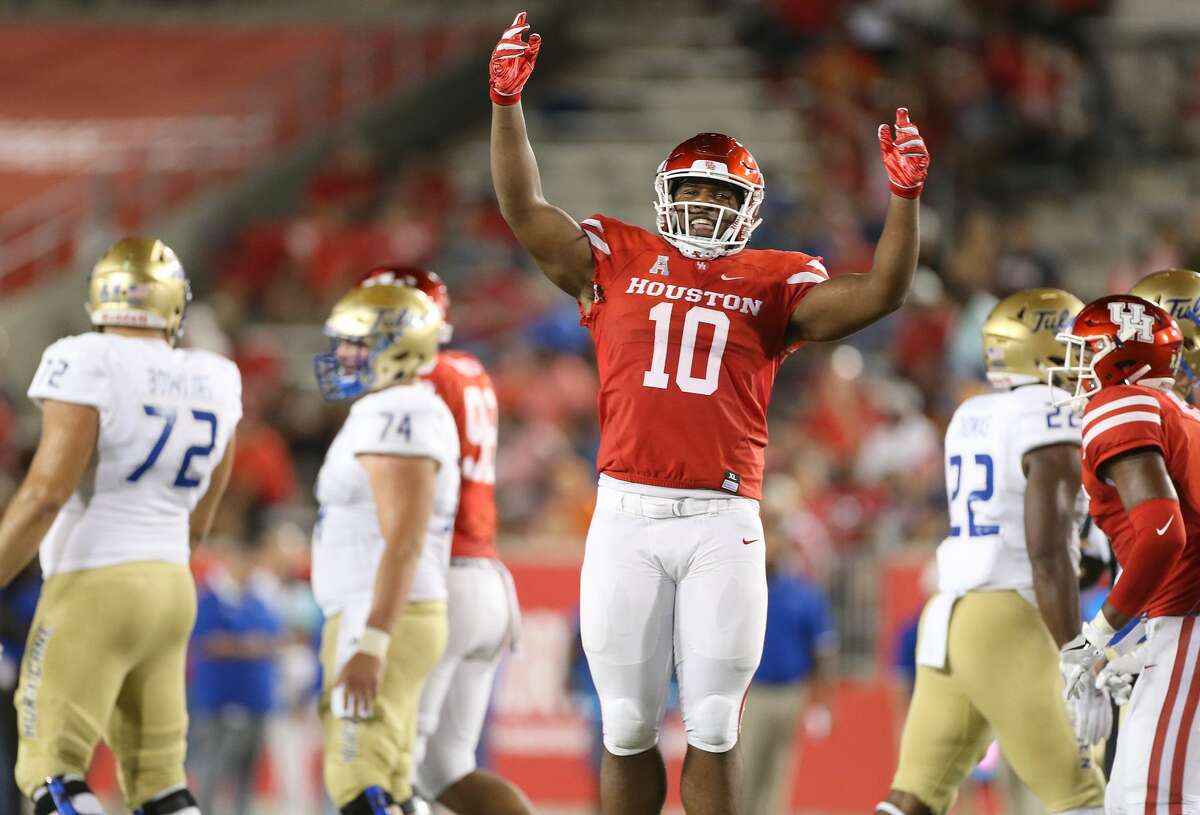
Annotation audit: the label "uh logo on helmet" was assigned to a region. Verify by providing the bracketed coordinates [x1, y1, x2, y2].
[1048, 293, 1183, 404]
[653, 133, 765, 260]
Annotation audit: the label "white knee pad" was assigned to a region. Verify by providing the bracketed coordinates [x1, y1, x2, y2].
[683, 694, 740, 753]
[601, 697, 660, 756]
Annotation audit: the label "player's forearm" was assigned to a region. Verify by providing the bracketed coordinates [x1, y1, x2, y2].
[0, 484, 64, 585]
[1029, 549, 1081, 646]
[866, 195, 919, 314]
[491, 102, 548, 220]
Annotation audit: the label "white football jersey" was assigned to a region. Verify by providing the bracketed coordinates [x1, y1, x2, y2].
[312, 382, 460, 615]
[27, 332, 242, 575]
[936, 383, 1083, 601]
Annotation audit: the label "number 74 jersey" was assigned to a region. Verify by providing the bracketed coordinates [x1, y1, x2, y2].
[27, 332, 242, 576]
[579, 214, 827, 499]
[936, 383, 1084, 599]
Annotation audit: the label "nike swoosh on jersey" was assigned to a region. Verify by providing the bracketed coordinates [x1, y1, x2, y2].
[1157, 516, 1175, 536]
[721, 274, 743, 281]
[742, 538, 758, 545]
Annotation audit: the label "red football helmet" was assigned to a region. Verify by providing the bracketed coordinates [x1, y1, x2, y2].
[360, 265, 452, 343]
[1048, 294, 1182, 402]
[654, 133, 765, 259]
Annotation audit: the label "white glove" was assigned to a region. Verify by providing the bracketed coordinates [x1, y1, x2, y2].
[1096, 642, 1148, 706]
[1061, 615, 1116, 698]
[1065, 682, 1112, 746]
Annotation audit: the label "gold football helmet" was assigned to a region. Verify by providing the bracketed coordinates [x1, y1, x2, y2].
[982, 288, 1084, 388]
[314, 277, 443, 400]
[1130, 269, 1200, 392]
[86, 237, 191, 344]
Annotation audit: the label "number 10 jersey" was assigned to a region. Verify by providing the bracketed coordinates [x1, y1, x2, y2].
[27, 332, 243, 576]
[936, 383, 1083, 600]
[579, 214, 826, 500]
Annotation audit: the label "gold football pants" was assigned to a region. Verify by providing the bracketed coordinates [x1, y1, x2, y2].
[15, 561, 196, 806]
[891, 591, 1105, 814]
[320, 601, 448, 807]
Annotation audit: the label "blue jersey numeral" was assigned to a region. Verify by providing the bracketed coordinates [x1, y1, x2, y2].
[128, 405, 219, 488]
[1046, 405, 1081, 429]
[948, 453, 999, 537]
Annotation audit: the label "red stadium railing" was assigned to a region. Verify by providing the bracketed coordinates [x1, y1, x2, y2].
[0, 22, 483, 294]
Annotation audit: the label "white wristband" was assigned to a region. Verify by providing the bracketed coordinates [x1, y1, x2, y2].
[1085, 611, 1117, 648]
[358, 627, 391, 659]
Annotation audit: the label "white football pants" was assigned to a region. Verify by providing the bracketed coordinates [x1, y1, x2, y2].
[414, 558, 519, 797]
[1107, 615, 1200, 815]
[580, 484, 767, 756]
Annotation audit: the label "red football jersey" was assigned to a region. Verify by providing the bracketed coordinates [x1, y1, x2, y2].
[579, 214, 825, 500]
[423, 351, 498, 559]
[1081, 385, 1200, 617]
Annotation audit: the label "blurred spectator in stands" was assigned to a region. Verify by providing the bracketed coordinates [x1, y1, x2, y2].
[994, 212, 1060, 295]
[225, 334, 298, 526]
[260, 520, 327, 815]
[741, 500, 836, 815]
[187, 533, 284, 815]
[305, 135, 380, 218]
[0, 561, 39, 815]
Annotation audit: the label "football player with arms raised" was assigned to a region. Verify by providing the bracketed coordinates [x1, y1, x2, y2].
[1131, 268, 1200, 404]
[366, 267, 534, 815]
[1052, 295, 1200, 815]
[0, 239, 242, 815]
[876, 290, 1106, 815]
[311, 277, 460, 815]
[489, 12, 929, 814]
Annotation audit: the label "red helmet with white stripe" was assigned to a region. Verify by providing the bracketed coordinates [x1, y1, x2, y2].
[361, 265, 452, 343]
[654, 133, 764, 260]
[1049, 294, 1182, 402]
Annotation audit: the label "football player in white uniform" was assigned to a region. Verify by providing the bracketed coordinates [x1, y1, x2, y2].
[0, 238, 242, 815]
[875, 289, 1107, 815]
[311, 278, 460, 815]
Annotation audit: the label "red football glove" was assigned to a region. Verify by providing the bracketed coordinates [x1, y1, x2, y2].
[878, 107, 930, 199]
[489, 11, 542, 106]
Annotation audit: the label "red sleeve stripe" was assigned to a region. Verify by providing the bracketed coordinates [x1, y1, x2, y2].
[1081, 394, 1160, 431]
[1081, 411, 1162, 452]
[582, 227, 611, 256]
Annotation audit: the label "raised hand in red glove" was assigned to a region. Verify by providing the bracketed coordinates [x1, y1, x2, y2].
[878, 107, 930, 199]
[489, 11, 542, 106]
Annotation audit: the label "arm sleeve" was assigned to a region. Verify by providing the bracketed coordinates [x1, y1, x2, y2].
[27, 336, 110, 411]
[1106, 497, 1186, 617]
[1081, 386, 1166, 471]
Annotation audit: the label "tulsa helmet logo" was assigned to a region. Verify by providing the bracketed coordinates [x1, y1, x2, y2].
[1108, 301, 1155, 342]
[1031, 309, 1073, 334]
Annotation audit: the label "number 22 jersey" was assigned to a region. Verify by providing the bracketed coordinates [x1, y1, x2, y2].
[27, 332, 243, 576]
[936, 384, 1083, 600]
[579, 214, 826, 500]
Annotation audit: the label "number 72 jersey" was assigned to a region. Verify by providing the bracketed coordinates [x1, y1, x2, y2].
[935, 384, 1083, 599]
[28, 332, 242, 576]
[579, 214, 827, 499]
